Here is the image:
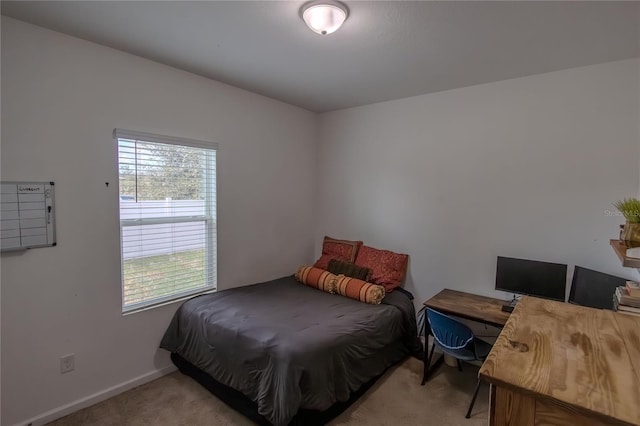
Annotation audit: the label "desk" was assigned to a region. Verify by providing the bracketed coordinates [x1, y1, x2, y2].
[480, 296, 640, 426]
[422, 289, 510, 384]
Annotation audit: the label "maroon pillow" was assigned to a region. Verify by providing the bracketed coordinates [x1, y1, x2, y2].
[313, 236, 363, 270]
[313, 254, 335, 271]
[354, 245, 408, 292]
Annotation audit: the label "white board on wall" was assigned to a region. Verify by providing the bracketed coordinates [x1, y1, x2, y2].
[1, 181, 56, 252]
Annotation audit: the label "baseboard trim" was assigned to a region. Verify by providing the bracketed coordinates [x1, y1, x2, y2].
[12, 365, 177, 426]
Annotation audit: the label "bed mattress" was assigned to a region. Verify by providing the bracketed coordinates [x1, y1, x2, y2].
[160, 275, 419, 425]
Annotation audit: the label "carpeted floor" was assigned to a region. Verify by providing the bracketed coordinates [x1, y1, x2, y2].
[48, 357, 488, 426]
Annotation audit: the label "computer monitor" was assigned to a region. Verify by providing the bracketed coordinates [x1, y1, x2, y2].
[495, 256, 567, 302]
[569, 266, 626, 310]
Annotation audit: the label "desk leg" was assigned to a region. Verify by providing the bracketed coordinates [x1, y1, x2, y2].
[421, 314, 444, 385]
[488, 384, 495, 426]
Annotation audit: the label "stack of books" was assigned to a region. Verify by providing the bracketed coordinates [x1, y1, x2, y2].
[613, 281, 640, 317]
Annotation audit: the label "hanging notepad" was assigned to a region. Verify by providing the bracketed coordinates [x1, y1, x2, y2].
[1, 182, 56, 252]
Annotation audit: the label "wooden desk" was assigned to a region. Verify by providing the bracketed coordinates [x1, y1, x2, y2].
[421, 289, 511, 384]
[479, 296, 640, 426]
[424, 288, 511, 328]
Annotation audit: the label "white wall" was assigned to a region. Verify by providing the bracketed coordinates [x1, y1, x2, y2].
[3, 14, 640, 426]
[1, 17, 317, 426]
[317, 59, 640, 306]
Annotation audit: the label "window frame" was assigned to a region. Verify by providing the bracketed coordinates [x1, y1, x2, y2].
[114, 129, 218, 314]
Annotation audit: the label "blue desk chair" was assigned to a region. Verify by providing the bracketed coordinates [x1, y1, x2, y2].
[426, 308, 493, 419]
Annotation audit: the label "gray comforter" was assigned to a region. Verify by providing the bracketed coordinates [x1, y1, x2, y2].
[160, 276, 418, 425]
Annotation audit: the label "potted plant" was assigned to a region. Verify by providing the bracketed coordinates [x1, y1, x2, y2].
[614, 198, 640, 244]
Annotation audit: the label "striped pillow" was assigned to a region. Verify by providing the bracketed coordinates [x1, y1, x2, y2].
[334, 274, 386, 305]
[295, 266, 337, 294]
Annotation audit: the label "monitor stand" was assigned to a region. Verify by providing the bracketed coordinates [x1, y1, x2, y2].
[501, 295, 519, 313]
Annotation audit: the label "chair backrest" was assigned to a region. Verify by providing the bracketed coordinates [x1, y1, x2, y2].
[427, 308, 474, 350]
[569, 266, 626, 310]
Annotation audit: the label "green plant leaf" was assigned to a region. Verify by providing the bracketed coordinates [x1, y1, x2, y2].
[613, 198, 640, 223]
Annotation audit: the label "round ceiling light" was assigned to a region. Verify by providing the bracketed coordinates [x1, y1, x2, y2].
[300, 1, 349, 36]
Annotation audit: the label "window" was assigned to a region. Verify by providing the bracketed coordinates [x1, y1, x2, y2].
[115, 129, 217, 313]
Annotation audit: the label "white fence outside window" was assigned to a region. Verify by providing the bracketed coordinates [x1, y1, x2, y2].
[120, 199, 208, 259]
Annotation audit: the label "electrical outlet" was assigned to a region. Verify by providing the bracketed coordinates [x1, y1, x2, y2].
[60, 354, 75, 374]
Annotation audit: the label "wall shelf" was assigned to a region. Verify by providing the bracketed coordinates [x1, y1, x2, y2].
[610, 239, 640, 268]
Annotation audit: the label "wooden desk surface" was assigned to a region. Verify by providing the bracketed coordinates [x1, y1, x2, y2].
[424, 288, 511, 328]
[479, 296, 640, 426]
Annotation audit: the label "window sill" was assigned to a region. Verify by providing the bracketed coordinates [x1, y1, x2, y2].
[122, 288, 217, 316]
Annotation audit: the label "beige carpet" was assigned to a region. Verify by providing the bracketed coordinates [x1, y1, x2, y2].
[48, 357, 488, 426]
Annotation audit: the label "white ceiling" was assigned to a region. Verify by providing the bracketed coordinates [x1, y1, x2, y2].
[2, 1, 639, 112]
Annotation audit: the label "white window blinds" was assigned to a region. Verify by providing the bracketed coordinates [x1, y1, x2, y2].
[115, 129, 217, 313]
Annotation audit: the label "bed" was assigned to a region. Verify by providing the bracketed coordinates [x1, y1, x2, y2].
[160, 275, 420, 426]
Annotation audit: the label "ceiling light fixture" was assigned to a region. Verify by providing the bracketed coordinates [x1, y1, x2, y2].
[300, 1, 349, 36]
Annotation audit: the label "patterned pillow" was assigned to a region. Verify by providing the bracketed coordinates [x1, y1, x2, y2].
[334, 275, 386, 305]
[354, 245, 409, 292]
[295, 266, 337, 293]
[312, 254, 335, 271]
[327, 259, 371, 281]
[313, 236, 363, 270]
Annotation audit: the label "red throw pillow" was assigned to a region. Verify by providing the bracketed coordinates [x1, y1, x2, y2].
[354, 245, 408, 292]
[313, 254, 335, 271]
[313, 236, 363, 270]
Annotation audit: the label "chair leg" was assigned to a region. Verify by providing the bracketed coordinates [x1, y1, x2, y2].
[457, 359, 463, 372]
[465, 379, 481, 419]
[421, 340, 437, 385]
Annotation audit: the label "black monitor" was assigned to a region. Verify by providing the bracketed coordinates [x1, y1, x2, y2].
[569, 266, 626, 310]
[495, 256, 567, 301]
